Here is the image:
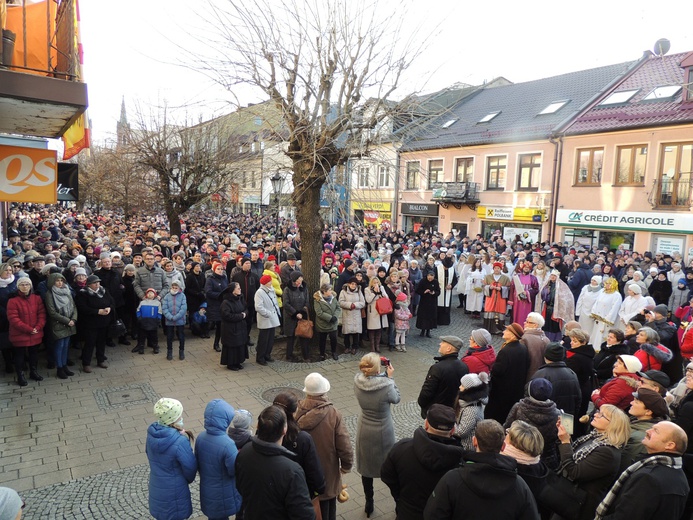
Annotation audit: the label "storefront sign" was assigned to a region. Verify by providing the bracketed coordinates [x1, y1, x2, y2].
[0, 145, 57, 204]
[556, 209, 693, 233]
[352, 201, 392, 212]
[57, 163, 79, 202]
[401, 203, 439, 216]
[483, 207, 513, 220]
[654, 236, 685, 256]
[502, 227, 540, 244]
[477, 206, 547, 222]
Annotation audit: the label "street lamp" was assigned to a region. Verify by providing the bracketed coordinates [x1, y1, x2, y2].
[270, 173, 284, 237]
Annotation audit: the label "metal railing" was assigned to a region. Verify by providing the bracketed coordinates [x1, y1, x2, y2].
[431, 182, 481, 203]
[654, 172, 693, 208]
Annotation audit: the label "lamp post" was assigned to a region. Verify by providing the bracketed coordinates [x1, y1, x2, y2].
[270, 173, 284, 238]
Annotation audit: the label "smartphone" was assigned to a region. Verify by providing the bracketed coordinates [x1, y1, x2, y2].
[560, 412, 574, 436]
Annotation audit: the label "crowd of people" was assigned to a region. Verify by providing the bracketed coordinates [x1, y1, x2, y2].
[5, 204, 693, 519]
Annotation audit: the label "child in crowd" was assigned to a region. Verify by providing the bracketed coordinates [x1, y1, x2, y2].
[162, 280, 188, 361]
[136, 288, 162, 354]
[191, 301, 209, 338]
[394, 292, 412, 352]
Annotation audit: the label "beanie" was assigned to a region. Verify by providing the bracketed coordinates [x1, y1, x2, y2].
[396, 292, 407, 302]
[153, 398, 183, 426]
[460, 371, 489, 389]
[528, 378, 553, 401]
[471, 329, 492, 348]
[544, 342, 566, 362]
[232, 409, 252, 430]
[260, 274, 272, 285]
[0, 487, 23, 520]
[618, 355, 643, 374]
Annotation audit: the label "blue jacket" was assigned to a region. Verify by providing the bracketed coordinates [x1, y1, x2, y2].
[146, 422, 197, 520]
[137, 299, 162, 331]
[195, 399, 242, 518]
[162, 291, 188, 326]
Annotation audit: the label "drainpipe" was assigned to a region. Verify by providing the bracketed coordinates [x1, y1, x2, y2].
[393, 144, 400, 230]
[548, 136, 563, 243]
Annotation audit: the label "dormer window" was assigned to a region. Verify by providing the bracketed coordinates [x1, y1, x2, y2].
[599, 89, 639, 106]
[642, 85, 682, 100]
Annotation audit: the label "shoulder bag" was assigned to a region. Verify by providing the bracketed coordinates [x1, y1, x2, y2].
[375, 296, 393, 316]
[295, 318, 314, 339]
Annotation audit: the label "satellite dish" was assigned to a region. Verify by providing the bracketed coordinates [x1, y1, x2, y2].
[654, 38, 671, 57]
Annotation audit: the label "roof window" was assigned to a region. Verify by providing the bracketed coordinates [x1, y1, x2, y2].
[642, 85, 682, 100]
[478, 111, 500, 123]
[599, 89, 639, 105]
[538, 100, 569, 115]
[441, 119, 457, 129]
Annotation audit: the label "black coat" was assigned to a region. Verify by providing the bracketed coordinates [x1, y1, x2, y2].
[650, 318, 683, 381]
[485, 340, 530, 424]
[94, 268, 124, 307]
[204, 272, 228, 322]
[418, 353, 469, 419]
[504, 398, 560, 470]
[565, 344, 596, 418]
[231, 270, 259, 310]
[415, 278, 440, 330]
[531, 362, 582, 417]
[235, 438, 315, 520]
[76, 288, 116, 330]
[184, 271, 206, 312]
[220, 294, 247, 348]
[593, 342, 630, 384]
[423, 451, 539, 520]
[381, 427, 466, 520]
[282, 430, 326, 499]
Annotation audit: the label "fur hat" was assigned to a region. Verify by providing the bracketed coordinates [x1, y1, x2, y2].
[289, 271, 303, 283]
[628, 283, 642, 295]
[153, 398, 183, 426]
[471, 329, 492, 347]
[303, 373, 330, 395]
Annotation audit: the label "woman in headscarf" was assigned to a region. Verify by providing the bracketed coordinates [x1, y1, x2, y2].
[220, 282, 248, 371]
[44, 273, 77, 379]
[575, 275, 603, 332]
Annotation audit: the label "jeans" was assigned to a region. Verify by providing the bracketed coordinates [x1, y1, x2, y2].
[53, 336, 71, 368]
[166, 325, 185, 350]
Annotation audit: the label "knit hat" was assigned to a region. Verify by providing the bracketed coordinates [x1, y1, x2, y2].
[171, 280, 181, 288]
[344, 259, 353, 269]
[145, 288, 158, 297]
[591, 275, 602, 284]
[289, 271, 303, 283]
[528, 378, 553, 401]
[617, 355, 643, 374]
[260, 274, 272, 285]
[232, 409, 253, 430]
[439, 335, 464, 350]
[396, 292, 407, 302]
[628, 283, 642, 295]
[544, 342, 566, 362]
[653, 304, 668, 317]
[0, 487, 23, 520]
[636, 370, 670, 394]
[67, 259, 80, 269]
[212, 261, 222, 272]
[505, 322, 524, 339]
[550, 269, 560, 277]
[426, 404, 456, 430]
[632, 388, 669, 418]
[75, 267, 87, 277]
[471, 329, 492, 348]
[679, 278, 687, 285]
[86, 275, 101, 285]
[460, 371, 489, 389]
[303, 372, 330, 395]
[154, 398, 183, 426]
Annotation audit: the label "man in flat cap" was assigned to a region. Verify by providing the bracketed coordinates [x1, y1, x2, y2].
[417, 336, 468, 419]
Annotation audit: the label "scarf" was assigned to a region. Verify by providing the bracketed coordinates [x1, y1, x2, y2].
[502, 442, 541, 465]
[87, 286, 105, 298]
[0, 274, 15, 289]
[594, 454, 682, 519]
[566, 430, 614, 467]
[51, 284, 75, 317]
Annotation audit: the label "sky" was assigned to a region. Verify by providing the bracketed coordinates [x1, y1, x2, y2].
[79, 0, 693, 145]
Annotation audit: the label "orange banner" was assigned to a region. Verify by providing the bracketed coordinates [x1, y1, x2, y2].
[0, 145, 58, 204]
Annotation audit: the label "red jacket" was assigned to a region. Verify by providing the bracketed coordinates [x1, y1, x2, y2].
[681, 327, 693, 359]
[634, 343, 673, 371]
[591, 373, 640, 411]
[461, 346, 496, 374]
[7, 292, 46, 347]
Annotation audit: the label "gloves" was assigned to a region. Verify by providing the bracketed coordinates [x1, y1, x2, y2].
[330, 316, 338, 324]
[350, 303, 355, 309]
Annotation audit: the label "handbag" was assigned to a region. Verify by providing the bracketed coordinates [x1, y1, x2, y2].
[295, 319, 314, 339]
[538, 471, 587, 520]
[108, 318, 127, 339]
[375, 297, 393, 315]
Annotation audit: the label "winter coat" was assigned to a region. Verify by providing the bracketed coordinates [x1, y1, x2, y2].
[220, 294, 247, 348]
[235, 437, 315, 520]
[146, 422, 197, 520]
[338, 285, 365, 334]
[408, 267, 423, 306]
[593, 342, 631, 383]
[364, 286, 389, 330]
[184, 270, 206, 311]
[565, 343, 596, 418]
[204, 272, 228, 322]
[263, 268, 283, 307]
[295, 395, 354, 499]
[649, 278, 673, 306]
[522, 328, 551, 381]
[394, 303, 412, 330]
[649, 318, 683, 381]
[568, 263, 593, 302]
[353, 372, 400, 477]
[195, 399, 242, 518]
[620, 418, 662, 472]
[461, 345, 496, 374]
[669, 286, 689, 314]
[313, 291, 341, 333]
[591, 373, 640, 411]
[282, 430, 326, 498]
[137, 299, 162, 330]
[94, 267, 124, 307]
[485, 340, 530, 424]
[634, 342, 673, 371]
[454, 383, 488, 451]
[75, 286, 116, 331]
[162, 291, 187, 326]
[44, 275, 77, 340]
[7, 292, 46, 347]
[254, 286, 281, 330]
[0, 276, 18, 339]
[134, 265, 169, 300]
[283, 282, 309, 336]
[418, 353, 469, 419]
[381, 427, 466, 520]
[504, 397, 560, 470]
[531, 362, 582, 417]
[423, 451, 539, 520]
[415, 278, 440, 330]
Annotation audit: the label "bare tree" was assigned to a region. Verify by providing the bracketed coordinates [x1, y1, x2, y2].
[198, 0, 420, 304]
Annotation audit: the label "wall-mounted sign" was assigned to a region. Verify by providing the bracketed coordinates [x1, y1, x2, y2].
[0, 145, 57, 204]
[57, 163, 79, 202]
[401, 202, 439, 216]
[556, 209, 693, 234]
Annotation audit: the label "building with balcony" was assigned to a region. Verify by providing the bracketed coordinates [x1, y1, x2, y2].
[556, 50, 693, 254]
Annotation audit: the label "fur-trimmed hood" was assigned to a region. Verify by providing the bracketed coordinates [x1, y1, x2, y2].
[614, 374, 641, 389]
[458, 383, 489, 405]
[354, 372, 392, 392]
[639, 342, 673, 363]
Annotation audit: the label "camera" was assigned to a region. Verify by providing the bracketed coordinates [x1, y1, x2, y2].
[380, 356, 391, 367]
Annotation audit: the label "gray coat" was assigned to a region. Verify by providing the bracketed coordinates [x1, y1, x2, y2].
[338, 286, 365, 334]
[353, 372, 400, 477]
[134, 265, 170, 300]
[282, 283, 309, 337]
[254, 286, 280, 330]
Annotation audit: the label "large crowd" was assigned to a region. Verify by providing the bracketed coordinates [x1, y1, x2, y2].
[3, 203, 693, 520]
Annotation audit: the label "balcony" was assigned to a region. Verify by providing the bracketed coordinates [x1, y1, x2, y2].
[650, 173, 693, 209]
[431, 182, 481, 210]
[0, 0, 88, 138]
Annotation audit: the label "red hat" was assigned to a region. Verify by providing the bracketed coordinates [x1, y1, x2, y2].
[212, 261, 222, 271]
[267, 255, 277, 262]
[493, 261, 503, 269]
[260, 274, 272, 285]
[396, 292, 407, 302]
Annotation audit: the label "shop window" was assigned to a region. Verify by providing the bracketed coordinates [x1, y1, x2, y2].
[455, 157, 474, 183]
[486, 155, 506, 190]
[517, 153, 541, 191]
[615, 145, 646, 185]
[406, 161, 420, 190]
[575, 148, 603, 185]
[428, 159, 444, 189]
[657, 142, 693, 207]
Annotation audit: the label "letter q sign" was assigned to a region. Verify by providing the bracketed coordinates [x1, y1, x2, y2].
[0, 145, 57, 204]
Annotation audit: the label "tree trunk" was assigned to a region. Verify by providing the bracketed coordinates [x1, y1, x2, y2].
[167, 208, 182, 237]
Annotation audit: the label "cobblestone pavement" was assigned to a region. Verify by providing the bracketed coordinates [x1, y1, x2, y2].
[0, 305, 500, 519]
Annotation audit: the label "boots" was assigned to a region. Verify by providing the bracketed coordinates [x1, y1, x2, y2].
[179, 348, 185, 361]
[362, 476, 374, 518]
[167, 348, 173, 361]
[16, 371, 28, 387]
[63, 365, 75, 377]
[29, 367, 43, 381]
[419, 329, 425, 337]
[57, 367, 68, 380]
[426, 330, 432, 338]
[412, 304, 418, 317]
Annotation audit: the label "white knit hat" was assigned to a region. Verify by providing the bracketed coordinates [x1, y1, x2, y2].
[460, 372, 489, 389]
[154, 398, 183, 426]
[618, 355, 643, 374]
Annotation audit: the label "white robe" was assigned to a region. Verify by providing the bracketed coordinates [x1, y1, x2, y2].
[587, 290, 623, 348]
[576, 285, 602, 331]
[437, 264, 456, 308]
[618, 295, 647, 329]
[465, 269, 485, 312]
